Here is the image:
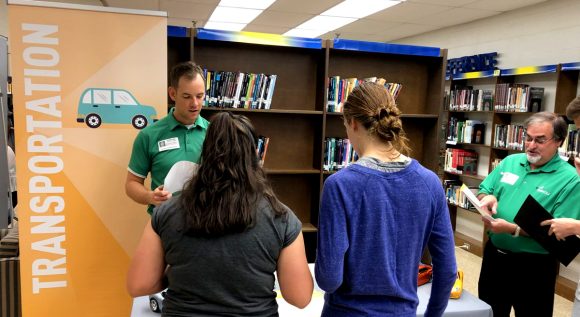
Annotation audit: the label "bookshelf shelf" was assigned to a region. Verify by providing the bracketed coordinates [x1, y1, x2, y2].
[444, 170, 486, 181]
[326, 112, 438, 119]
[264, 169, 320, 174]
[446, 110, 493, 113]
[453, 142, 491, 148]
[200, 107, 324, 115]
[494, 111, 535, 115]
[447, 202, 479, 214]
[491, 146, 525, 153]
[323, 171, 338, 175]
[302, 223, 317, 233]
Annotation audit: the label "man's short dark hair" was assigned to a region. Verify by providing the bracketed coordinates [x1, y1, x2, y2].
[524, 111, 568, 143]
[170, 61, 205, 91]
[566, 95, 580, 121]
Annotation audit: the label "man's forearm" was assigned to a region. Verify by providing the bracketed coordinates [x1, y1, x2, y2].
[477, 193, 487, 200]
[126, 181, 153, 206]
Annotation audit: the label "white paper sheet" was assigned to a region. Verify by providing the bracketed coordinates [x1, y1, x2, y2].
[164, 161, 200, 194]
[460, 184, 497, 222]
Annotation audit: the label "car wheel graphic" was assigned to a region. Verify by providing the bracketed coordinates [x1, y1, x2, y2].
[85, 113, 102, 129]
[132, 115, 148, 129]
[149, 298, 159, 312]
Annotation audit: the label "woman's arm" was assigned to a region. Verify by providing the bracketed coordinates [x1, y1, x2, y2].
[126, 219, 167, 297]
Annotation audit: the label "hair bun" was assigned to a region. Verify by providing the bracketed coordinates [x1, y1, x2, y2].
[374, 104, 401, 121]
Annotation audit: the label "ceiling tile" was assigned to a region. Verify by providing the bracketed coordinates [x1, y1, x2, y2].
[374, 23, 443, 37]
[317, 31, 369, 40]
[407, 0, 479, 6]
[242, 24, 291, 34]
[413, 7, 500, 26]
[366, 2, 453, 23]
[106, 0, 159, 10]
[267, 0, 344, 15]
[251, 11, 314, 28]
[38, 0, 103, 5]
[168, 18, 205, 28]
[461, 0, 548, 12]
[335, 19, 401, 34]
[163, 0, 220, 4]
[161, 0, 216, 20]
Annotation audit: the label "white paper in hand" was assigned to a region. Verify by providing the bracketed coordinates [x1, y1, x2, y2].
[460, 184, 497, 222]
[164, 161, 200, 194]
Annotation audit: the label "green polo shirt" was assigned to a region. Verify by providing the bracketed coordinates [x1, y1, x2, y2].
[128, 108, 209, 215]
[479, 153, 580, 254]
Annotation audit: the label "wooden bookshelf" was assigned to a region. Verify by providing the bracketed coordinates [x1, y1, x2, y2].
[169, 29, 448, 263]
[444, 64, 580, 301]
[446, 110, 493, 113]
[491, 146, 525, 153]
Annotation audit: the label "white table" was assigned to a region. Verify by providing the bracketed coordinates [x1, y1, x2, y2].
[131, 264, 492, 317]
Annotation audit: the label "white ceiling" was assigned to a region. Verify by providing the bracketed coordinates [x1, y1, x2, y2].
[39, 0, 550, 42]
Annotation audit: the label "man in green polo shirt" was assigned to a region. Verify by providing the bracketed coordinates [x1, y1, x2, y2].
[475, 112, 580, 317]
[126, 61, 209, 215]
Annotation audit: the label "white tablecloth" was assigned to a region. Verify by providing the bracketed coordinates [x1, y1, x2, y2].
[131, 264, 493, 317]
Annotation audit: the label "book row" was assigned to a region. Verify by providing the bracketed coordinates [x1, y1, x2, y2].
[444, 180, 477, 210]
[561, 124, 579, 158]
[202, 70, 277, 109]
[443, 148, 478, 176]
[257, 136, 270, 168]
[493, 124, 526, 151]
[495, 84, 544, 112]
[448, 86, 493, 111]
[491, 158, 502, 172]
[447, 118, 486, 144]
[326, 76, 402, 113]
[324, 138, 359, 172]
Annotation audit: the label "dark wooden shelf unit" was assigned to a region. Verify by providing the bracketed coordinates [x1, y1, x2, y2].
[169, 30, 448, 263]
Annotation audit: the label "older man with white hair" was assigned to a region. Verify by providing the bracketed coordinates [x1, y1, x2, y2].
[476, 111, 580, 317]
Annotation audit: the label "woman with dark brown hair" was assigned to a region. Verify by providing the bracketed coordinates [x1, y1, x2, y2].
[127, 112, 313, 316]
[315, 82, 457, 317]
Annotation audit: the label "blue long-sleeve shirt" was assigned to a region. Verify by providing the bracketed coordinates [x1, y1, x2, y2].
[315, 159, 457, 317]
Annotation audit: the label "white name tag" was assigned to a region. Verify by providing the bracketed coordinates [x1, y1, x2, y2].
[500, 172, 519, 185]
[158, 137, 180, 152]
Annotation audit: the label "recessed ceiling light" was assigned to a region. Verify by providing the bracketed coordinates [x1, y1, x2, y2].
[218, 0, 277, 10]
[204, 21, 248, 32]
[321, 0, 402, 19]
[208, 6, 263, 24]
[295, 16, 357, 31]
[283, 29, 328, 38]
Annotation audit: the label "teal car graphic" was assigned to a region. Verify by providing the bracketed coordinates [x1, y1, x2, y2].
[77, 88, 158, 129]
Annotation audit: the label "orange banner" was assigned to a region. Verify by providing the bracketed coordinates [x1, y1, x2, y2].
[9, 2, 167, 315]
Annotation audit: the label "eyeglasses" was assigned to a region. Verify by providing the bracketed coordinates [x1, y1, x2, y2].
[525, 136, 554, 145]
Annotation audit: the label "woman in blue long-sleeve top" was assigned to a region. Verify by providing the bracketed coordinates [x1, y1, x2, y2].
[315, 82, 457, 317]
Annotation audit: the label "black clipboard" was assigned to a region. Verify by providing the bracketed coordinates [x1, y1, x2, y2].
[513, 195, 580, 266]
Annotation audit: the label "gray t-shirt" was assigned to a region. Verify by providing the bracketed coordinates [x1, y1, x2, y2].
[151, 196, 302, 317]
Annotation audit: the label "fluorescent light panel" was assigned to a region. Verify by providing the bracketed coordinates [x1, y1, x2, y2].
[204, 21, 248, 31]
[218, 0, 277, 10]
[283, 29, 327, 38]
[321, 0, 402, 19]
[208, 6, 263, 24]
[295, 16, 357, 31]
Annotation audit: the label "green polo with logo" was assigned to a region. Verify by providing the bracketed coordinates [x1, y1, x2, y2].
[479, 153, 580, 254]
[128, 108, 209, 215]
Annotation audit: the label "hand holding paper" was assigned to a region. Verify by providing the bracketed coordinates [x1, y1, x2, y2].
[460, 184, 497, 222]
[479, 195, 498, 215]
